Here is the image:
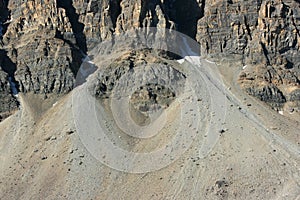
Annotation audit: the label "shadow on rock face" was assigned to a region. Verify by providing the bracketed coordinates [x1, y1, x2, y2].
[57, 0, 88, 54]
[0, 49, 16, 76]
[163, 0, 204, 39]
[0, 50, 19, 95]
[0, 0, 11, 38]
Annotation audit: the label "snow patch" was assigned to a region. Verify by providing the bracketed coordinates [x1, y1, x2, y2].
[204, 59, 215, 64]
[177, 59, 184, 64]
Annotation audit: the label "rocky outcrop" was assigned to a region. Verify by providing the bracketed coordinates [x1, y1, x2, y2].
[0, 68, 18, 121]
[91, 50, 186, 99]
[238, 63, 300, 111]
[196, 0, 300, 64]
[0, 0, 83, 118]
[1, 0, 84, 95]
[15, 37, 80, 94]
[197, 0, 300, 110]
[90, 49, 186, 126]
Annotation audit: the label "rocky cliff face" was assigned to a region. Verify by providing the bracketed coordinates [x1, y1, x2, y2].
[0, 68, 18, 121]
[197, 0, 300, 111]
[0, 0, 299, 119]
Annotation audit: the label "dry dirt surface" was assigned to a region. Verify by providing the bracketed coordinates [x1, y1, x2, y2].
[0, 54, 300, 200]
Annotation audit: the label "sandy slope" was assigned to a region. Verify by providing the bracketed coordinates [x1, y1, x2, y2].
[0, 57, 299, 199]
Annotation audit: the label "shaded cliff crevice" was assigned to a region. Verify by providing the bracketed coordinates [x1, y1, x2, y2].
[54, 30, 82, 76]
[139, 0, 161, 28]
[260, 42, 270, 65]
[172, 0, 204, 39]
[57, 0, 87, 54]
[138, 0, 204, 39]
[109, 0, 122, 29]
[0, 50, 15, 76]
[0, 0, 11, 38]
[0, 49, 19, 94]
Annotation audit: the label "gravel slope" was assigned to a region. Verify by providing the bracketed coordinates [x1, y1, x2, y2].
[0, 56, 299, 199]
